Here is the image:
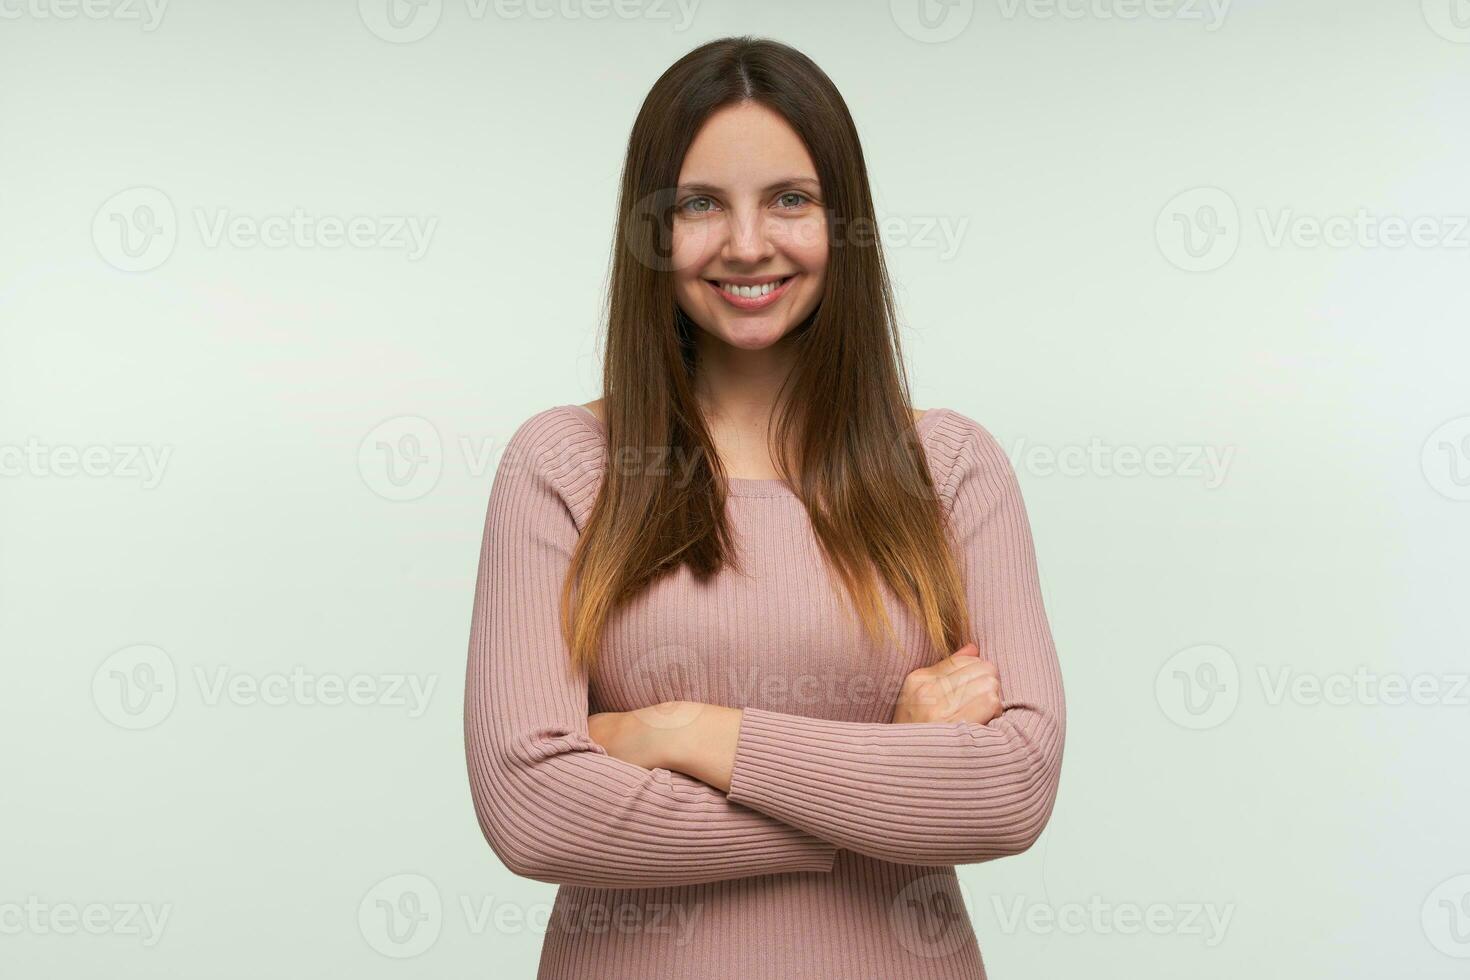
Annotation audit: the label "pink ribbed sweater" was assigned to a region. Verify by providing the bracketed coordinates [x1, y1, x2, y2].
[464, 403, 1065, 979]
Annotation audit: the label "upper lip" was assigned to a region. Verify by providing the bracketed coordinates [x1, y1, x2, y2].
[705, 274, 796, 286]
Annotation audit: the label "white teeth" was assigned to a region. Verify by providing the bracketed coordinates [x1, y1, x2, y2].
[719, 277, 787, 299]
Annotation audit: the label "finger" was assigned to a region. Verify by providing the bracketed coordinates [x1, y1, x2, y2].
[929, 662, 996, 712]
[948, 670, 1002, 705]
[946, 676, 1004, 721]
[938, 657, 997, 686]
[935, 643, 981, 675]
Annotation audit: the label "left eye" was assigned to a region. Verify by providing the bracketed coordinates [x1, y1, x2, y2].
[777, 192, 810, 209]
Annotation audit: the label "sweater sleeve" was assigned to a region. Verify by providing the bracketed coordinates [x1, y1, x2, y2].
[724, 414, 1066, 867]
[464, 410, 838, 889]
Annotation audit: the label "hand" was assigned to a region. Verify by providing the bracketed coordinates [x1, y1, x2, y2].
[588, 701, 703, 770]
[588, 701, 742, 792]
[891, 642, 1003, 724]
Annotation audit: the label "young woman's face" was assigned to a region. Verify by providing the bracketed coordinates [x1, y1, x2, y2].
[670, 101, 828, 351]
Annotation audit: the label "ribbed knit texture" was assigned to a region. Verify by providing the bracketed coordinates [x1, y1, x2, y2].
[464, 403, 1065, 979]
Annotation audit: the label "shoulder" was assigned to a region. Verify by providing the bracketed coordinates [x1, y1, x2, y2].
[920, 407, 1018, 511]
[506, 402, 600, 445]
[494, 404, 606, 525]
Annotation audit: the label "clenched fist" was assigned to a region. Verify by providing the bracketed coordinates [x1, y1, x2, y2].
[892, 642, 1003, 725]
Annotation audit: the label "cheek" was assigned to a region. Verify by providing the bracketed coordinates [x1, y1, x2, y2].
[671, 220, 720, 279]
[780, 217, 829, 273]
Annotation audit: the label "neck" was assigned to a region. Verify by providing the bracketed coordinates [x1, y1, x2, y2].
[691, 332, 801, 432]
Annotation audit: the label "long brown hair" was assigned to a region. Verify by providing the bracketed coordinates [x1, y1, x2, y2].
[561, 35, 973, 672]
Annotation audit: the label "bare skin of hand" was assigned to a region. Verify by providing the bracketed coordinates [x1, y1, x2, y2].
[588, 701, 741, 792]
[587, 707, 673, 771]
[892, 642, 1004, 724]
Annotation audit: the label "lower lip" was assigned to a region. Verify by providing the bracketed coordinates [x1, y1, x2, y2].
[706, 275, 796, 310]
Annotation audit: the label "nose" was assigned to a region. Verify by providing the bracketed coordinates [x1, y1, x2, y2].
[720, 205, 776, 266]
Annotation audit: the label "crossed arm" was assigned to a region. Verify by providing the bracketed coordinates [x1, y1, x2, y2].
[587, 640, 1000, 793]
[463, 410, 1065, 889]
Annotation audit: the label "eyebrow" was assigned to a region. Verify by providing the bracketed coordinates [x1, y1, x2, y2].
[676, 176, 821, 195]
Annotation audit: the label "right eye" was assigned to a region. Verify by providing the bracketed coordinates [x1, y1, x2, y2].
[678, 196, 717, 215]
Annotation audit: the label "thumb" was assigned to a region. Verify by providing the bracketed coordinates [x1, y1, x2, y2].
[937, 642, 981, 673]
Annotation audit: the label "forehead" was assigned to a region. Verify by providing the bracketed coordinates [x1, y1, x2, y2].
[678, 102, 818, 188]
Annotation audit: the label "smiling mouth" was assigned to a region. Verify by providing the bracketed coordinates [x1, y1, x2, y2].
[703, 275, 796, 307]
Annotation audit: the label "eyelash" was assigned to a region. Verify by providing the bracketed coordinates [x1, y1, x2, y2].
[678, 191, 814, 215]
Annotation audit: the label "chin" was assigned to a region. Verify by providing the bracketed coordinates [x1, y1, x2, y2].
[718, 327, 791, 350]
[688, 315, 761, 344]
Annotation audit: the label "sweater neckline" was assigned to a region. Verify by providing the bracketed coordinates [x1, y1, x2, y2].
[560, 403, 949, 498]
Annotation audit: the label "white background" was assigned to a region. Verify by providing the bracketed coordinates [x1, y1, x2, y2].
[2, 0, 1468, 976]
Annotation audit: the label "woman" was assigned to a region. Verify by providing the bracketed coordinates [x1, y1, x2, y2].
[464, 35, 1065, 980]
